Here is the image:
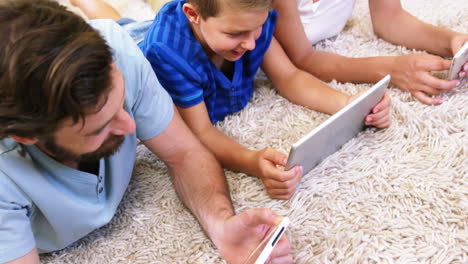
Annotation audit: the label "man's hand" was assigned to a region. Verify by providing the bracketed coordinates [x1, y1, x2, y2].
[249, 148, 303, 200]
[347, 91, 392, 128]
[390, 53, 459, 105]
[450, 34, 468, 79]
[213, 209, 293, 264]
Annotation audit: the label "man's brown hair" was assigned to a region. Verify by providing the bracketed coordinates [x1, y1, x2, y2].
[0, 0, 113, 139]
[186, 0, 273, 19]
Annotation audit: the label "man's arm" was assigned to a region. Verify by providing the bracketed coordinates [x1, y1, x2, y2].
[142, 107, 233, 240]
[141, 107, 292, 263]
[6, 248, 40, 264]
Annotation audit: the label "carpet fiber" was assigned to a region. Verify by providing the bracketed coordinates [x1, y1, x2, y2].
[43, 0, 467, 263]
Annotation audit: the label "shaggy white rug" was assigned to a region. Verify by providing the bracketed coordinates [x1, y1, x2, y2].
[44, 0, 467, 263]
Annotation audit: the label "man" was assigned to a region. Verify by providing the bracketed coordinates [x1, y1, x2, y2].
[0, 1, 292, 263]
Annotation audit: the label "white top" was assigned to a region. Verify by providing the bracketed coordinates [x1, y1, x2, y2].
[297, 0, 355, 44]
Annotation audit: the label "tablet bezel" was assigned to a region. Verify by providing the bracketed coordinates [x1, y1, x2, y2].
[285, 75, 391, 174]
[448, 42, 468, 81]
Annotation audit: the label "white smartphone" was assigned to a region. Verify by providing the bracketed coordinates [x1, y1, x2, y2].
[448, 42, 468, 81]
[244, 217, 290, 264]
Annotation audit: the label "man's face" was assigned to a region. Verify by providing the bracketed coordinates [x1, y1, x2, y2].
[195, 7, 269, 62]
[38, 63, 136, 163]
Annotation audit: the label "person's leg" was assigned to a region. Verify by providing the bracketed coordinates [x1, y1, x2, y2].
[71, 0, 152, 43]
[70, 0, 121, 20]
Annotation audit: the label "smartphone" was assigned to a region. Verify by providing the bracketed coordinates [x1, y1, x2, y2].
[244, 217, 290, 264]
[448, 42, 468, 81]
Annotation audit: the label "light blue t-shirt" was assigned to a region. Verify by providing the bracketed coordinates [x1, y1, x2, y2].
[0, 19, 174, 263]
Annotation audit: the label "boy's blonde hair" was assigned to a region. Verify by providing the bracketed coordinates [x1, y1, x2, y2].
[186, 0, 273, 19]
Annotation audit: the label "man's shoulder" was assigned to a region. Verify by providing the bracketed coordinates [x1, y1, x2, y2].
[0, 137, 17, 153]
[88, 19, 140, 57]
[0, 138, 27, 165]
[0, 139, 33, 204]
[0, 138, 35, 177]
[88, 20, 152, 106]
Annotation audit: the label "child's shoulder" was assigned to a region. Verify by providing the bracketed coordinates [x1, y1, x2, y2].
[141, 0, 207, 64]
[144, 0, 193, 46]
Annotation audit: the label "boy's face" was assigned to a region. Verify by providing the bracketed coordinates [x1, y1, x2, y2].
[194, 7, 269, 62]
[38, 63, 136, 162]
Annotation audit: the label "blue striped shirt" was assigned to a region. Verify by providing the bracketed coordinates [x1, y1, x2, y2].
[139, 0, 278, 123]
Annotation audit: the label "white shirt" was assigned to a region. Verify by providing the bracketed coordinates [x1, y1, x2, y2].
[297, 0, 356, 44]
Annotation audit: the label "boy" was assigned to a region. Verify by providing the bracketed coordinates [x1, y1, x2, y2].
[138, 0, 392, 200]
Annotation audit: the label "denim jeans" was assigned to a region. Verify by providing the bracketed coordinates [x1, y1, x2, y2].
[116, 18, 153, 43]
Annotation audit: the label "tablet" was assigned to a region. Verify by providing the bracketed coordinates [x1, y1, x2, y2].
[285, 75, 391, 175]
[448, 42, 468, 81]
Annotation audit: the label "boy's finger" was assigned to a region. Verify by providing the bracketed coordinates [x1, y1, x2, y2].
[265, 167, 301, 185]
[267, 188, 298, 200]
[373, 103, 390, 117]
[370, 116, 390, 128]
[269, 194, 294, 200]
[269, 174, 301, 190]
[366, 115, 389, 127]
[372, 93, 391, 113]
[366, 107, 388, 124]
[264, 149, 288, 167]
[372, 120, 391, 129]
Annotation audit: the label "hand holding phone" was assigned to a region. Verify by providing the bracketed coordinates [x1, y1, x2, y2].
[448, 42, 468, 81]
[244, 217, 290, 264]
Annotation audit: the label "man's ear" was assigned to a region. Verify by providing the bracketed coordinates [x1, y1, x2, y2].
[182, 3, 201, 24]
[9, 135, 39, 145]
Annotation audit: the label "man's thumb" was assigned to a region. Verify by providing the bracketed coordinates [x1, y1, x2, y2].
[244, 208, 283, 228]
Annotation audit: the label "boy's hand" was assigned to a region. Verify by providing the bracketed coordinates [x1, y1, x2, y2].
[213, 209, 293, 264]
[450, 34, 468, 79]
[250, 148, 302, 200]
[390, 53, 458, 105]
[347, 91, 392, 128]
[365, 91, 391, 128]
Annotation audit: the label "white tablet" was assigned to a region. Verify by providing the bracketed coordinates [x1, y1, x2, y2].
[285, 75, 391, 175]
[448, 42, 468, 81]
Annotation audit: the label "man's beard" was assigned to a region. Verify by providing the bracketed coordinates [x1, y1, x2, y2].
[41, 135, 125, 162]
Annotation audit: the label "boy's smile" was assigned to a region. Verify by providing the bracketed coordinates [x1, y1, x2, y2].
[185, 4, 270, 65]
